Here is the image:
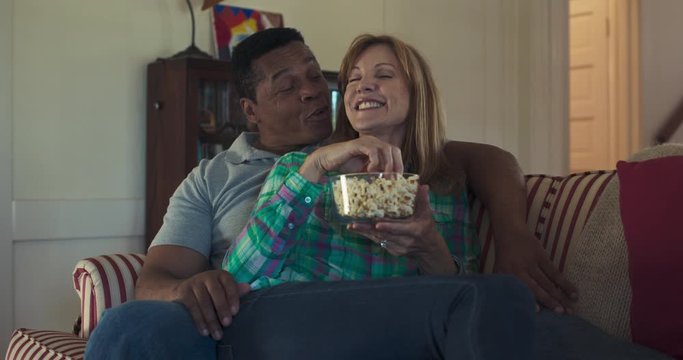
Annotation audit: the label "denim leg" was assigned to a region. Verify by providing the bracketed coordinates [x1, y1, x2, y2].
[536, 310, 672, 360]
[219, 275, 536, 360]
[84, 300, 216, 360]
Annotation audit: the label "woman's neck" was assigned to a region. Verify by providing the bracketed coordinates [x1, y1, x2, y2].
[358, 129, 405, 148]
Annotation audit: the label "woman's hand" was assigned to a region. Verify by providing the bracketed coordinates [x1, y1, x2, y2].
[299, 136, 404, 183]
[348, 185, 457, 275]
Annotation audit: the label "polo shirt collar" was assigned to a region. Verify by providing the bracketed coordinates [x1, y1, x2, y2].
[224, 132, 279, 164]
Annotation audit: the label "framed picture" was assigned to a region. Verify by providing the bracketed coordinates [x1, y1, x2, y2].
[211, 5, 284, 60]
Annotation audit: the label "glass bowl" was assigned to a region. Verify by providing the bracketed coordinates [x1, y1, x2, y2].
[330, 172, 420, 222]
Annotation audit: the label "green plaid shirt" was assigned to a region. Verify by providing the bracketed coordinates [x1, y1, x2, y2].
[224, 151, 479, 289]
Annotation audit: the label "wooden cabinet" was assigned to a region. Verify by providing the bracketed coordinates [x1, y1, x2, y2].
[145, 56, 246, 246]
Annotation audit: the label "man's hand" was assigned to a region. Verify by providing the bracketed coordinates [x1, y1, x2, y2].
[172, 270, 250, 341]
[493, 228, 578, 313]
[135, 245, 251, 341]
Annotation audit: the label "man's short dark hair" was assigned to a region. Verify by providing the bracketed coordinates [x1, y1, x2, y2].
[232, 27, 305, 101]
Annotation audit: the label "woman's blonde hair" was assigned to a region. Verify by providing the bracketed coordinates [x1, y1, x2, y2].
[333, 34, 460, 194]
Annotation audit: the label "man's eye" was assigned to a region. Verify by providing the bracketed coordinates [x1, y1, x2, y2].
[278, 86, 294, 93]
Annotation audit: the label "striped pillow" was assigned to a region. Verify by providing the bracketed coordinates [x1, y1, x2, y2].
[5, 329, 86, 360]
[72, 253, 145, 338]
[475, 171, 615, 274]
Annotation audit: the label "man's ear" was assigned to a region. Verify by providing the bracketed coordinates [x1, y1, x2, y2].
[240, 98, 259, 128]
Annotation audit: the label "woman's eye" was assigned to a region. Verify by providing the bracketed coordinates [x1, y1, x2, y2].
[348, 77, 360, 83]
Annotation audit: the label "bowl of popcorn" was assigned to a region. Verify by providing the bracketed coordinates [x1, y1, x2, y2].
[330, 172, 420, 222]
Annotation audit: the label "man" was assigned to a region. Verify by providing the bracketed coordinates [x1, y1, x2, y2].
[86, 28, 658, 359]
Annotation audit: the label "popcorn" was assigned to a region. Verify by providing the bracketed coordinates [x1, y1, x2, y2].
[332, 173, 419, 219]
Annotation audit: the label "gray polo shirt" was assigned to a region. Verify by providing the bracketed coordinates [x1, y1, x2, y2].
[150, 132, 279, 269]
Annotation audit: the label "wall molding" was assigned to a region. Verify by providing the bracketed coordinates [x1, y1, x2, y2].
[13, 199, 145, 241]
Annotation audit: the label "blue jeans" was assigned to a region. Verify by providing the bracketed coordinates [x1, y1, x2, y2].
[535, 310, 672, 360]
[85, 275, 536, 360]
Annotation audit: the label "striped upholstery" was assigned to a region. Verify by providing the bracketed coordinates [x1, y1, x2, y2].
[72, 253, 145, 338]
[5, 329, 86, 360]
[475, 171, 615, 274]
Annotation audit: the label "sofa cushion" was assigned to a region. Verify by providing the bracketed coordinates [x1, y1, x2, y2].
[617, 155, 683, 358]
[562, 176, 632, 340]
[538, 171, 616, 271]
[476, 171, 615, 274]
[5, 328, 86, 360]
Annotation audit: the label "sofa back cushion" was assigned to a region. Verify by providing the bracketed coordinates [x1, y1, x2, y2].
[474, 171, 615, 274]
[562, 176, 632, 340]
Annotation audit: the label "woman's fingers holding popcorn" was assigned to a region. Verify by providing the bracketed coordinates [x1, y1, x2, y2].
[352, 136, 403, 173]
[302, 136, 403, 180]
[388, 146, 404, 173]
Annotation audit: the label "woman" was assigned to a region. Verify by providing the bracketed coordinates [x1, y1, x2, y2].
[217, 33, 535, 360]
[224, 34, 482, 288]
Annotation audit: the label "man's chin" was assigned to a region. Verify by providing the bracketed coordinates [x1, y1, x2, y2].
[310, 123, 333, 140]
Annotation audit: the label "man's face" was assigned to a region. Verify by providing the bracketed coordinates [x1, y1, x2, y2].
[242, 42, 332, 152]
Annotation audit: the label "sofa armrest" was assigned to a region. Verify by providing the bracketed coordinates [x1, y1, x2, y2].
[72, 253, 146, 338]
[6, 328, 87, 360]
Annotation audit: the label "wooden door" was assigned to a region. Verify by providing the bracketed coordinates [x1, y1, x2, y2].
[569, 0, 611, 172]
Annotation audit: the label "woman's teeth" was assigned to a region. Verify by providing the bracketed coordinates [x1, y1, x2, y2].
[357, 101, 383, 110]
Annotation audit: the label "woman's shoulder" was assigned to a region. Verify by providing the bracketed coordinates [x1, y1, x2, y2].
[274, 151, 310, 171]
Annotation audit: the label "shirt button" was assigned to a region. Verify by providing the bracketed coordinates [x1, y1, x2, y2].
[304, 196, 312, 204]
[288, 223, 295, 230]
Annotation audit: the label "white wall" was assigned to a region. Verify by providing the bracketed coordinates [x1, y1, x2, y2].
[0, 0, 567, 356]
[229, 0, 568, 174]
[1, 0, 15, 353]
[640, 0, 683, 145]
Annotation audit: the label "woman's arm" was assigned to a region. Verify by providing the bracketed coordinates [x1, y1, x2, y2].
[225, 152, 323, 289]
[445, 141, 578, 313]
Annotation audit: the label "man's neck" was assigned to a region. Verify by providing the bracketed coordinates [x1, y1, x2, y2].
[252, 137, 303, 155]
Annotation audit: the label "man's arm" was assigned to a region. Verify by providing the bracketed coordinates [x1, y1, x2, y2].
[445, 141, 577, 313]
[135, 245, 249, 341]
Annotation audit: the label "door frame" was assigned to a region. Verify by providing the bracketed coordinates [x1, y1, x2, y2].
[567, 0, 640, 172]
[609, 0, 641, 160]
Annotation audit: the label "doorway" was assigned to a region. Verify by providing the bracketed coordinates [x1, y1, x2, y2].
[569, 0, 640, 173]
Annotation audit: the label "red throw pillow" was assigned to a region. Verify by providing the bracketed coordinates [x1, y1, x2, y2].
[617, 156, 683, 358]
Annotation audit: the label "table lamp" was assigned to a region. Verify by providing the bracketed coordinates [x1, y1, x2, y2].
[172, 0, 223, 58]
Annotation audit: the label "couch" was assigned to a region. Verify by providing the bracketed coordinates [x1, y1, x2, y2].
[6, 144, 682, 360]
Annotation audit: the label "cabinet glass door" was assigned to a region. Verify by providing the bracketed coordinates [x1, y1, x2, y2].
[196, 79, 245, 160]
